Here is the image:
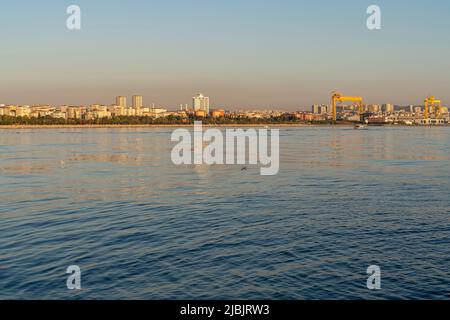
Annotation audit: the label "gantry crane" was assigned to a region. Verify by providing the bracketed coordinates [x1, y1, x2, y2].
[424, 96, 442, 119]
[331, 92, 363, 121]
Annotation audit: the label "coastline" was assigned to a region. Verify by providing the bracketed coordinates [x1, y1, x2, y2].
[0, 123, 447, 129]
[0, 123, 344, 129]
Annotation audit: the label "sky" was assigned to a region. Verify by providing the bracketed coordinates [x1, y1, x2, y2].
[0, 0, 449, 110]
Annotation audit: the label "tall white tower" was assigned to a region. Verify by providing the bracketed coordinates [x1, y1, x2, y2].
[193, 93, 210, 114]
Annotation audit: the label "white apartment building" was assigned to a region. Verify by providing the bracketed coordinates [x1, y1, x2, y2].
[193, 93, 210, 114]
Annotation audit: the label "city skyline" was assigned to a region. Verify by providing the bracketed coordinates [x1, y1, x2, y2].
[1, 0, 450, 108]
[2, 92, 448, 123]
[0, 92, 446, 111]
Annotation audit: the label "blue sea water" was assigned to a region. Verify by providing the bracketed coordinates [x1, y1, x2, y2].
[0, 126, 449, 300]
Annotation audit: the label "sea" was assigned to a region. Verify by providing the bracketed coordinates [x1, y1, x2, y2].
[0, 126, 449, 299]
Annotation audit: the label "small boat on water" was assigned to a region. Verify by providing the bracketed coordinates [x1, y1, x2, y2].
[354, 124, 367, 130]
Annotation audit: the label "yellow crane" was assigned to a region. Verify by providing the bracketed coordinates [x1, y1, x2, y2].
[331, 92, 363, 121]
[424, 96, 442, 119]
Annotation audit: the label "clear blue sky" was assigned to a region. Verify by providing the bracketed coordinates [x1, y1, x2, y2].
[0, 0, 449, 109]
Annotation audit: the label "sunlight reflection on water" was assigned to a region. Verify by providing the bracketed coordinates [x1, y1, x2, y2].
[0, 126, 449, 299]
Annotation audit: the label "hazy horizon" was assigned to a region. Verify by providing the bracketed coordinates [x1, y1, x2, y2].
[1, 0, 449, 110]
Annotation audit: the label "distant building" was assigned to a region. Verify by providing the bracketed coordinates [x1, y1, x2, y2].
[132, 95, 143, 109]
[312, 104, 320, 114]
[312, 104, 328, 114]
[195, 110, 207, 117]
[416, 118, 446, 125]
[16, 106, 31, 117]
[345, 114, 363, 122]
[67, 107, 82, 119]
[193, 93, 210, 114]
[116, 96, 127, 108]
[319, 105, 328, 114]
[367, 115, 388, 124]
[382, 104, 394, 114]
[211, 109, 225, 118]
[368, 104, 380, 113]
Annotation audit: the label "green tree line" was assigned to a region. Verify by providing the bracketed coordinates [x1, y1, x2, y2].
[0, 115, 333, 126]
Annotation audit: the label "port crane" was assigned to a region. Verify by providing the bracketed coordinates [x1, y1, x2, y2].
[424, 96, 442, 119]
[331, 92, 363, 121]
